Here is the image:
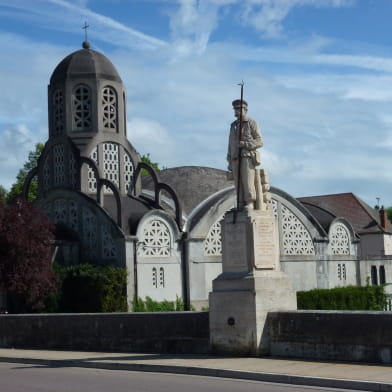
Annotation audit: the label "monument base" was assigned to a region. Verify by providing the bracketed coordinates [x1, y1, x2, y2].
[209, 208, 296, 356]
[209, 270, 296, 356]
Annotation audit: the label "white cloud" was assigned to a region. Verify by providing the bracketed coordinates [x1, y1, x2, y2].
[239, 0, 355, 39]
[0, 0, 168, 50]
[0, 124, 44, 188]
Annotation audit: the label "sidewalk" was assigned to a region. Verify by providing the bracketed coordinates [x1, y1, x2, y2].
[0, 348, 391, 391]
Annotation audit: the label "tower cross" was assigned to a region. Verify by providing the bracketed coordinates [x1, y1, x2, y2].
[82, 22, 90, 41]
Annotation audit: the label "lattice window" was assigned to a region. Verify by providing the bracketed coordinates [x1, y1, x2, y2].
[43, 155, 51, 191]
[69, 150, 78, 188]
[69, 200, 78, 230]
[138, 220, 171, 257]
[329, 223, 350, 255]
[88, 147, 98, 193]
[271, 198, 278, 218]
[83, 208, 97, 260]
[204, 218, 223, 256]
[53, 145, 65, 186]
[124, 150, 134, 193]
[54, 199, 67, 224]
[53, 89, 64, 134]
[72, 84, 91, 131]
[282, 205, 315, 255]
[102, 227, 117, 259]
[159, 267, 165, 287]
[102, 86, 117, 131]
[103, 142, 119, 192]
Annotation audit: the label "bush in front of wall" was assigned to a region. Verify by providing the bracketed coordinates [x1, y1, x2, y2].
[132, 296, 194, 312]
[48, 263, 128, 313]
[297, 284, 387, 311]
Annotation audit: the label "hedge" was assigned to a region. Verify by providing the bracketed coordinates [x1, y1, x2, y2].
[45, 263, 128, 313]
[297, 284, 387, 311]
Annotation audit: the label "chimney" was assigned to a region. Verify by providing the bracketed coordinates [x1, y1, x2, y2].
[379, 205, 387, 230]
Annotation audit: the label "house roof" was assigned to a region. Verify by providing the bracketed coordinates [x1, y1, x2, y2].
[298, 192, 390, 234]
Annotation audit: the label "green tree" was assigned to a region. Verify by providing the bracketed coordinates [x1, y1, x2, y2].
[0, 186, 7, 203]
[386, 206, 392, 223]
[6, 143, 44, 204]
[141, 153, 160, 171]
[140, 153, 165, 177]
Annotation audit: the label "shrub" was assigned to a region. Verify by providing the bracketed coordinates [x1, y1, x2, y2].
[297, 285, 387, 311]
[52, 263, 127, 313]
[132, 296, 194, 312]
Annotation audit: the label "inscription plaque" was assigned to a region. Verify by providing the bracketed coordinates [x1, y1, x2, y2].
[254, 216, 278, 269]
[222, 215, 249, 272]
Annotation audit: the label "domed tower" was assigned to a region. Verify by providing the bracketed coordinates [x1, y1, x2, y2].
[39, 40, 140, 202]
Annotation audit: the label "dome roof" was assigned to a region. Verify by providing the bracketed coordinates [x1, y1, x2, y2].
[50, 43, 122, 84]
[142, 166, 234, 215]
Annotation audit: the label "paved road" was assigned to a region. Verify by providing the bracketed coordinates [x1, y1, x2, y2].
[0, 362, 366, 392]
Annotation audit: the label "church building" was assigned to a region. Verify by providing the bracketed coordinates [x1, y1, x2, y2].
[23, 41, 392, 310]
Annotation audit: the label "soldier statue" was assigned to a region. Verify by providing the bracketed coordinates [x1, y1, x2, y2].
[227, 99, 263, 210]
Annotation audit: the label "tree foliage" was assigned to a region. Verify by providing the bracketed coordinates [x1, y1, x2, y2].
[0, 199, 58, 311]
[50, 263, 127, 313]
[0, 186, 7, 203]
[140, 153, 167, 177]
[6, 143, 44, 204]
[386, 206, 392, 223]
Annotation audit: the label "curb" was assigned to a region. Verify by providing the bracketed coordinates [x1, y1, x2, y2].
[0, 356, 390, 392]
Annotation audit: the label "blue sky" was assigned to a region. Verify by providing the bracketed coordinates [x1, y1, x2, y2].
[1, 0, 392, 208]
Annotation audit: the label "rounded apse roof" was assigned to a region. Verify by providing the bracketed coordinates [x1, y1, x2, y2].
[50, 42, 122, 84]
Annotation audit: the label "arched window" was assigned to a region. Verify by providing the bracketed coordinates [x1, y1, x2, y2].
[281, 205, 315, 255]
[52, 89, 64, 134]
[204, 217, 223, 256]
[72, 84, 91, 131]
[380, 266, 386, 284]
[138, 219, 171, 257]
[102, 86, 117, 131]
[103, 142, 119, 192]
[124, 150, 134, 193]
[53, 144, 65, 186]
[329, 223, 350, 255]
[371, 266, 378, 285]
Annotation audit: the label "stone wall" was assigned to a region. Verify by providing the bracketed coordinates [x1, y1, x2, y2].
[266, 310, 392, 364]
[2, 310, 392, 363]
[0, 312, 209, 354]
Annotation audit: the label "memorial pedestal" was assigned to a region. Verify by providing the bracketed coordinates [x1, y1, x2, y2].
[209, 208, 297, 356]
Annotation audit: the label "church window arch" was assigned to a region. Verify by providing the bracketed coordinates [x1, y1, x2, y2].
[52, 89, 64, 134]
[138, 219, 171, 257]
[204, 216, 224, 256]
[281, 205, 315, 255]
[102, 86, 117, 131]
[82, 207, 98, 261]
[102, 226, 117, 259]
[329, 223, 350, 255]
[103, 142, 119, 192]
[72, 84, 91, 131]
[124, 150, 134, 193]
[53, 144, 65, 186]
